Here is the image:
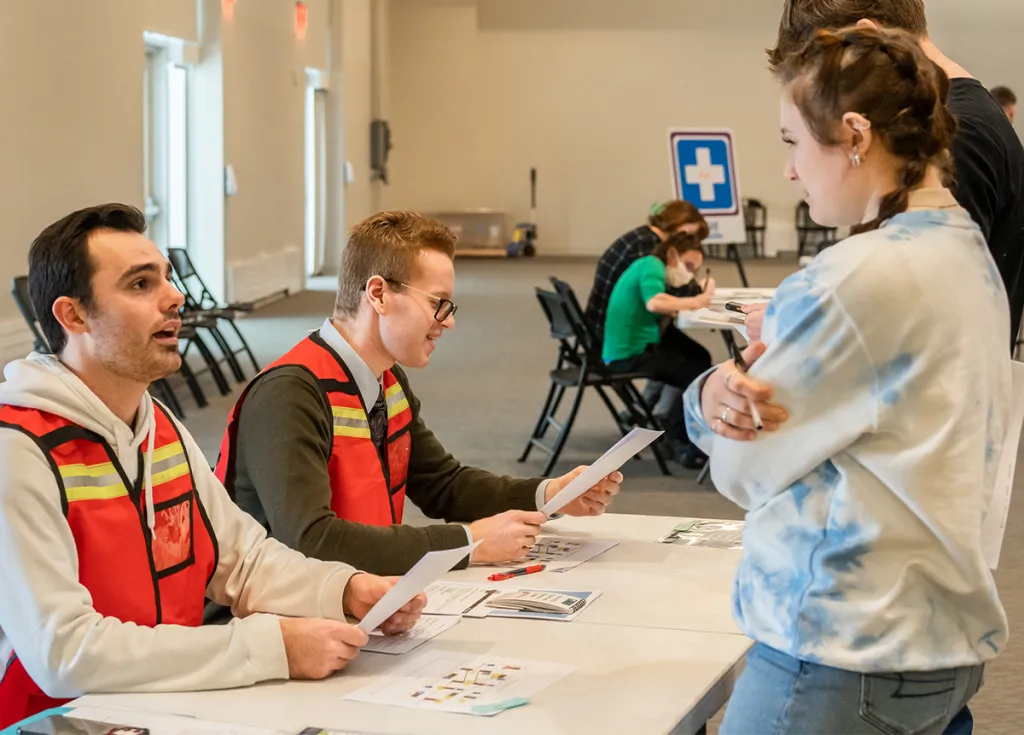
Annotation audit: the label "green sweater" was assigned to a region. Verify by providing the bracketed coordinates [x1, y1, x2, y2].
[230, 364, 542, 576]
[602, 255, 666, 363]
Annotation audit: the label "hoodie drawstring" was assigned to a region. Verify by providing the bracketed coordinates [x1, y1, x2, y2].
[144, 415, 156, 534]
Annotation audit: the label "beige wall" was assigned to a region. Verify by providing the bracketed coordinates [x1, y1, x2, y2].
[379, 0, 1024, 257]
[221, 0, 329, 274]
[380, 0, 795, 256]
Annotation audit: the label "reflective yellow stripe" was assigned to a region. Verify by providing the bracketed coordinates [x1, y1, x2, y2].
[151, 441, 184, 463]
[151, 461, 190, 486]
[332, 405, 366, 420]
[388, 397, 410, 418]
[66, 482, 128, 502]
[60, 462, 116, 479]
[334, 425, 371, 438]
[385, 382, 403, 399]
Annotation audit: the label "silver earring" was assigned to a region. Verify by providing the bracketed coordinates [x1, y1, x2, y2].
[851, 151, 862, 168]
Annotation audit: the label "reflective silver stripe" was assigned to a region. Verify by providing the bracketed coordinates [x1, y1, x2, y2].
[150, 452, 187, 476]
[334, 415, 370, 430]
[62, 472, 124, 490]
[386, 390, 406, 411]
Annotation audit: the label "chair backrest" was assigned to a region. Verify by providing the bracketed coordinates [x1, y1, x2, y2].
[535, 288, 576, 344]
[744, 199, 767, 229]
[11, 276, 51, 353]
[168, 248, 216, 310]
[547, 278, 616, 371]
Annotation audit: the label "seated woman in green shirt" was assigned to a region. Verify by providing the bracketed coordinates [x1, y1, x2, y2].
[603, 232, 714, 468]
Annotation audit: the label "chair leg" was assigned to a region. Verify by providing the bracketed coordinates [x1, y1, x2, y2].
[206, 325, 246, 382]
[697, 461, 711, 485]
[177, 357, 208, 408]
[154, 378, 186, 420]
[543, 384, 586, 477]
[593, 385, 629, 437]
[621, 382, 672, 476]
[227, 319, 261, 373]
[191, 332, 232, 396]
[519, 380, 561, 462]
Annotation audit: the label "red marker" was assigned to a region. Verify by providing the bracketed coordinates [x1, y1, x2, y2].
[487, 564, 546, 582]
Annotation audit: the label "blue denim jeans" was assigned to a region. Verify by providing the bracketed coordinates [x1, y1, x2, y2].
[720, 643, 984, 735]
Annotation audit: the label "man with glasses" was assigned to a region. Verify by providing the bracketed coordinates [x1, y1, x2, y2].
[213, 211, 621, 578]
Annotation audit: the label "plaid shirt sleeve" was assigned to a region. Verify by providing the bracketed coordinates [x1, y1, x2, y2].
[584, 228, 655, 338]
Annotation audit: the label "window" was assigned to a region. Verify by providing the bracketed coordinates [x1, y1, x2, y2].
[144, 39, 190, 251]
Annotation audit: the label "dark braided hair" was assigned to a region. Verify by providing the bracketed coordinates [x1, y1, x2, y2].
[776, 26, 956, 234]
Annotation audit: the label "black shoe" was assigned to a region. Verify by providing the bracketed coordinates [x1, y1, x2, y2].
[679, 444, 708, 470]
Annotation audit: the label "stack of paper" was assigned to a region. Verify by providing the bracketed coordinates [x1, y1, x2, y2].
[363, 615, 461, 655]
[486, 537, 617, 573]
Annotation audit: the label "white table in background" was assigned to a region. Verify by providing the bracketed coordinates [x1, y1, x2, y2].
[76, 617, 749, 735]
[452, 513, 744, 635]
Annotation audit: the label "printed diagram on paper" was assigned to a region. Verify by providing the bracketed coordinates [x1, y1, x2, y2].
[491, 536, 618, 572]
[659, 519, 744, 550]
[344, 650, 575, 716]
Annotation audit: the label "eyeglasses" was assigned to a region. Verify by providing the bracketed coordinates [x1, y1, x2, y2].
[384, 279, 458, 322]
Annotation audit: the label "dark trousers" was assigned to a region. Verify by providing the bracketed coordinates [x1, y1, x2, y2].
[607, 327, 712, 444]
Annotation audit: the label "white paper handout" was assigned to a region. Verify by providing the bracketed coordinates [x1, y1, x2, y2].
[981, 361, 1024, 569]
[658, 519, 744, 550]
[343, 650, 575, 716]
[357, 540, 481, 632]
[541, 428, 662, 515]
[65, 706, 285, 735]
[363, 615, 461, 655]
[488, 537, 618, 573]
[422, 581, 500, 617]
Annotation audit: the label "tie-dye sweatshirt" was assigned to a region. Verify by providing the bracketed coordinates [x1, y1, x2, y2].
[684, 190, 1011, 673]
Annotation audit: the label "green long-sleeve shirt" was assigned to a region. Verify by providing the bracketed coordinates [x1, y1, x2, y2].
[230, 364, 542, 576]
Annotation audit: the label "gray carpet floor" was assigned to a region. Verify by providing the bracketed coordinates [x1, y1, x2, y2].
[177, 256, 1024, 734]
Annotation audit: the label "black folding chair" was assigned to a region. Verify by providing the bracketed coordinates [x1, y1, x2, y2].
[743, 198, 767, 258]
[168, 248, 261, 375]
[796, 201, 837, 257]
[10, 276, 193, 419]
[518, 286, 671, 477]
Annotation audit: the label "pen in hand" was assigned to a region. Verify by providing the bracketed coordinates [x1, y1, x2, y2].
[728, 342, 764, 432]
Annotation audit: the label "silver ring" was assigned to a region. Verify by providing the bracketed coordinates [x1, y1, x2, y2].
[721, 407, 729, 423]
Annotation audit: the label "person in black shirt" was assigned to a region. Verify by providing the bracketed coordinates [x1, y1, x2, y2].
[990, 86, 1017, 124]
[769, 0, 1024, 354]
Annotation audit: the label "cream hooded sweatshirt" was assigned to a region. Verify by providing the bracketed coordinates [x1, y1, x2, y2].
[0, 354, 358, 699]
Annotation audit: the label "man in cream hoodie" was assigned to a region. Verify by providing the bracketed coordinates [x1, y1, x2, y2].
[0, 204, 425, 728]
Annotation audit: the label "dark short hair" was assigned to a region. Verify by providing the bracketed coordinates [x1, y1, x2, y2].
[28, 204, 148, 354]
[769, 0, 928, 71]
[991, 86, 1017, 108]
[652, 232, 705, 264]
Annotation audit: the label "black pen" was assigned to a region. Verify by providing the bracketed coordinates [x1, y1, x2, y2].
[728, 341, 764, 431]
[701, 268, 712, 293]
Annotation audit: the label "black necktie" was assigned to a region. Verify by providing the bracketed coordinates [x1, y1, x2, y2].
[368, 388, 388, 453]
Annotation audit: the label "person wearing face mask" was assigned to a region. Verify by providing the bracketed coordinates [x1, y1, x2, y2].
[211, 211, 622, 587]
[682, 27, 1009, 733]
[0, 205, 425, 729]
[602, 232, 714, 468]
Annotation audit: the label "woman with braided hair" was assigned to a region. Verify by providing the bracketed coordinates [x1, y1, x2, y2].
[681, 26, 1011, 733]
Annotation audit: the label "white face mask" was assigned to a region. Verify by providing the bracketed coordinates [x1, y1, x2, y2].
[667, 263, 693, 288]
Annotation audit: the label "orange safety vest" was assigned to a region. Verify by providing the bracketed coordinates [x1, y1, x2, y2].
[216, 332, 413, 526]
[0, 402, 216, 729]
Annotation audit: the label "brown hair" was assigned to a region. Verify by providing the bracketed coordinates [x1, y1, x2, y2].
[648, 200, 710, 241]
[777, 26, 955, 233]
[769, 0, 927, 71]
[652, 232, 705, 264]
[335, 211, 457, 316]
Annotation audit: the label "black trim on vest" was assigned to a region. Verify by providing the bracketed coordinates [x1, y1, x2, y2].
[309, 331, 397, 523]
[317, 379, 360, 396]
[388, 423, 412, 445]
[390, 480, 407, 497]
[0, 420, 70, 518]
[100, 437, 163, 625]
[152, 489, 194, 512]
[39, 424, 106, 451]
[218, 359, 332, 500]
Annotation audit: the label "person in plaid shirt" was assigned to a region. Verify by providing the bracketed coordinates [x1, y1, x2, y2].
[584, 201, 709, 343]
